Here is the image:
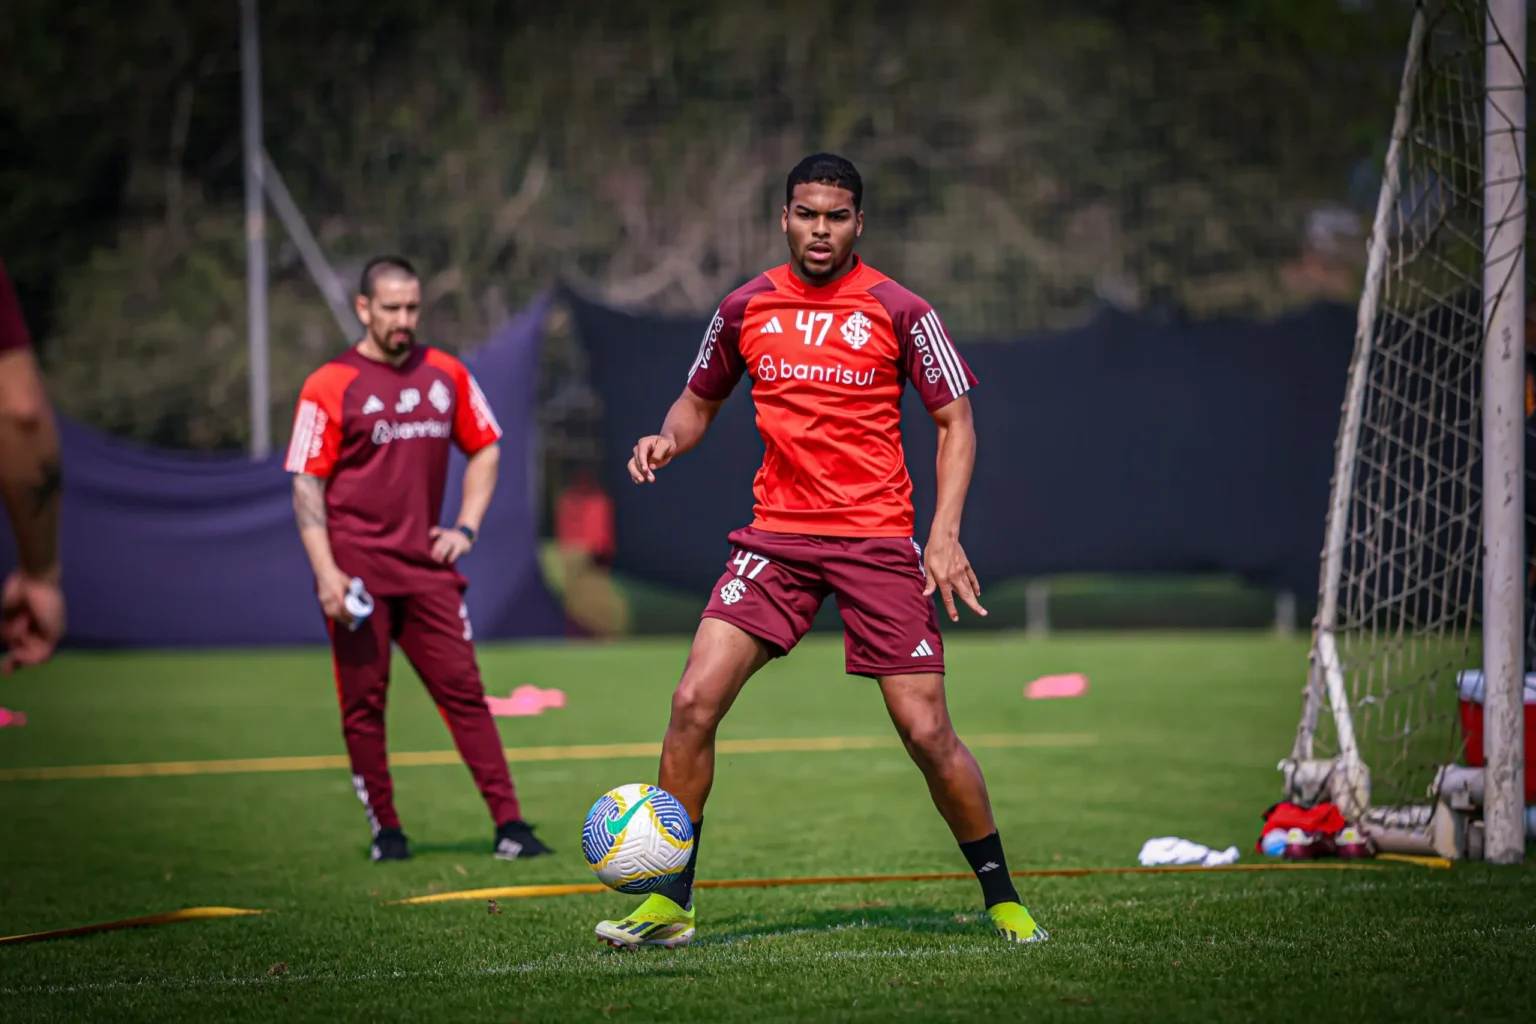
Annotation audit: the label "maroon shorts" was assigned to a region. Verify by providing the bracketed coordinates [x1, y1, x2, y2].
[702, 526, 945, 677]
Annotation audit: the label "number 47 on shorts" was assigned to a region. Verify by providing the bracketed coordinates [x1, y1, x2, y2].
[732, 551, 771, 579]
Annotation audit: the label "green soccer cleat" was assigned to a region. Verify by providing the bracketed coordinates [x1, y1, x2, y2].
[595, 892, 696, 950]
[988, 901, 1048, 944]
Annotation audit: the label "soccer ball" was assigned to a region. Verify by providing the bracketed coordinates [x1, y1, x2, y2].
[1259, 828, 1288, 857]
[582, 783, 694, 894]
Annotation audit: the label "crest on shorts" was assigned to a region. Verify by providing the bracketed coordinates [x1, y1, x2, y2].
[719, 579, 748, 605]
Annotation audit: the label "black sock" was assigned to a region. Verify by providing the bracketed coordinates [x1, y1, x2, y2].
[656, 819, 702, 910]
[959, 831, 1020, 908]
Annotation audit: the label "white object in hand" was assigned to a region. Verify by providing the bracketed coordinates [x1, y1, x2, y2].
[344, 577, 375, 631]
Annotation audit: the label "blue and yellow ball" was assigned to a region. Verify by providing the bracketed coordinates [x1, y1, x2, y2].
[582, 783, 695, 893]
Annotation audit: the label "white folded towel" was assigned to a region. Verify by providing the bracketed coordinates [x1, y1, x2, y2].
[1138, 836, 1240, 867]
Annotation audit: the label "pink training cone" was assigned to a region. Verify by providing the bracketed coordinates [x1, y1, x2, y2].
[486, 685, 567, 717]
[1024, 674, 1088, 700]
[0, 708, 27, 728]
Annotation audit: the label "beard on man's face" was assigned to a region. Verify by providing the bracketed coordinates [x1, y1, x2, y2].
[377, 327, 415, 352]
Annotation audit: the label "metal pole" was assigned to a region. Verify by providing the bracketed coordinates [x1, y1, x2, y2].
[1483, 0, 1527, 866]
[1285, 13, 1434, 810]
[241, 0, 270, 458]
[1274, 590, 1296, 638]
[1296, 9, 1428, 782]
[1025, 580, 1050, 637]
[260, 149, 361, 341]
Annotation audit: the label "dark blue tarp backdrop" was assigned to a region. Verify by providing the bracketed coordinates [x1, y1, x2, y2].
[0, 296, 564, 647]
[569, 290, 1355, 599]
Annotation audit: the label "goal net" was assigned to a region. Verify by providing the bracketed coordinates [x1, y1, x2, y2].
[1285, 0, 1528, 850]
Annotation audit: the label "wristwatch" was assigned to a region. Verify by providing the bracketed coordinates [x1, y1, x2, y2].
[456, 524, 477, 544]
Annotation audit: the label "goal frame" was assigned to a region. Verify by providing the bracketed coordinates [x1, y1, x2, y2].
[1286, 0, 1526, 864]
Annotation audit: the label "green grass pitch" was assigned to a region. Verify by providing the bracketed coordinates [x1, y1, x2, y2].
[1, 633, 1532, 1022]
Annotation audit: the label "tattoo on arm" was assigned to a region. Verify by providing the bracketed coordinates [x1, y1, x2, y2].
[30, 458, 61, 518]
[293, 474, 328, 530]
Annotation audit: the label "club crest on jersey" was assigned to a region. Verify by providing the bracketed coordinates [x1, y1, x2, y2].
[362, 394, 384, 415]
[428, 380, 452, 414]
[396, 388, 421, 414]
[841, 311, 872, 350]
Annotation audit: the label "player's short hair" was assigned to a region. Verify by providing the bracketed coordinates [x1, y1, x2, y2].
[359, 255, 419, 298]
[786, 153, 863, 211]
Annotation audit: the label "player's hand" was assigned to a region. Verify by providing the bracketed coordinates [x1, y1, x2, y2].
[922, 534, 987, 622]
[0, 569, 66, 674]
[628, 435, 678, 484]
[315, 566, 355, 627]
[429, 525, 473, 564]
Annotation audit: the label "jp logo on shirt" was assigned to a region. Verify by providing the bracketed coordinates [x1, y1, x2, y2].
[755, 354, 875, 387]
[428, 380, 452, 414]
[396, 388, 421, 414]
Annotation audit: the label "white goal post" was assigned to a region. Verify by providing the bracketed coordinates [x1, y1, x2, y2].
[1283, 0, 1527, 864]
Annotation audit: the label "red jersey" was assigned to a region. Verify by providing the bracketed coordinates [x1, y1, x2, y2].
[285, 345, 502, 595]
[686, 259, 976, 537]
[0, 259, 34, 354]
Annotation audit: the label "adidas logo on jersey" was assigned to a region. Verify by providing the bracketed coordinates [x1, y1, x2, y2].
[761, 316, 784, 335]
[362, 395, 384, 415]
[911, 639, 935, 658]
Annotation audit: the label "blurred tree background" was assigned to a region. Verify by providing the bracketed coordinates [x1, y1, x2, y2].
[1, 0, 1410, 451]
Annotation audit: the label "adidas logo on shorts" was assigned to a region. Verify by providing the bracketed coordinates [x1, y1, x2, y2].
[911, 638, 934, 658]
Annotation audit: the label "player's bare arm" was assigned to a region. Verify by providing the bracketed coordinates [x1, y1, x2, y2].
[430, 443, 499, 563]
[0, 346, 65, 671]
[925, 395, 986, 622]
[292, 472, 352, 625]
[628, 387, 724, 484]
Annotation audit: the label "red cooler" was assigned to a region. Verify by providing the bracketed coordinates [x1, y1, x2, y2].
[1455, 670, 1536, 800]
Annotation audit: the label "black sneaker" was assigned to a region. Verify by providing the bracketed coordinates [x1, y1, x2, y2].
[371, 827, 412, 862]
[494, 819, 553, 860]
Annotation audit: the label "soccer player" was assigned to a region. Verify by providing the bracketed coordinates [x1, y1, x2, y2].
[596, 154, 1046, 948]
[0, 257, 64, 674]
[286, 255, 550, 863]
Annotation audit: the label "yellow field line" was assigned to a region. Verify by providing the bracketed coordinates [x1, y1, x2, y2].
[0, 732, 1094, 783]
[0, 907, 264, 945]
[390, 859, 1428, 906]
[1376, 853, 1455, 868]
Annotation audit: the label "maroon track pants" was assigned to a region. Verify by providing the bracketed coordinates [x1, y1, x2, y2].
[327, 580, 519, 833]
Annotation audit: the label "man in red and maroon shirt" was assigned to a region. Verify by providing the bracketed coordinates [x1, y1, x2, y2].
[0, 257, 64, 673]
[286, 255, 549, 863]
[595, 155, 1045, 948]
